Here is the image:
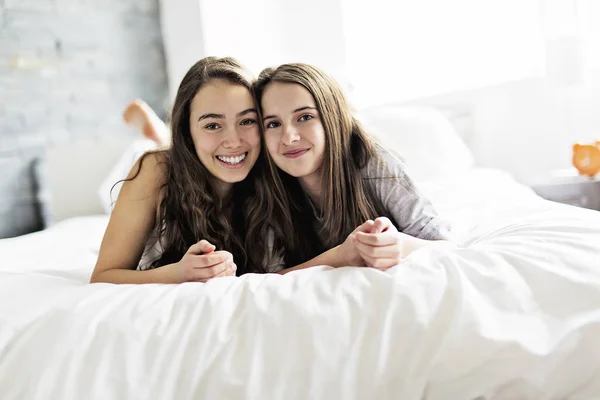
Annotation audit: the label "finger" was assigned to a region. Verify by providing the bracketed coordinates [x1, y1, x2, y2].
[354, 231, 399, 246]
[212, 251, 234, 265]
[353, 219, 375, 234]
[192, 252, 230, 268]
[361, 254, 399, 270]
[221, 262, 237, 276]
[214, 262, 236, 278]
[187, 240, 216, 255]
[355, 240, 401, 259]
[375, 217, 396, 233]
[373, 217, 389, 233]
[193, 261, 230, 281]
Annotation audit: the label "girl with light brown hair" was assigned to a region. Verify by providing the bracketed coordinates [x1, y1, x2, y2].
[254, 63, 453, 272]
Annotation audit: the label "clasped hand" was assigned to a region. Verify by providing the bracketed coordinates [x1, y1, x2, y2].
[174, 240, 237, 282]
[341, 217, 416, 270]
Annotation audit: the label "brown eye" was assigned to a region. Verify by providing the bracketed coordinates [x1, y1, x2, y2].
[204, 123, 220, 130]
[265, 121, 281, 129]
[298, 114, 313, 122]
[240, 118, 256, 126]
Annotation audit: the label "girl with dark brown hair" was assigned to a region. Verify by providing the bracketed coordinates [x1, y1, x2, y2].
[90, 57, 279, 283]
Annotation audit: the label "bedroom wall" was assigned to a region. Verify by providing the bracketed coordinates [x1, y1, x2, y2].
[403, 76, 600, 185]
[159, 0, 347, 103]
[159, 0, 600, 188]
[0, 0, 169, 238]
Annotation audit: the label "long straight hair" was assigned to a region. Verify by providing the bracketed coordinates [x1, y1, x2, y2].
[254, 63, 388, 266]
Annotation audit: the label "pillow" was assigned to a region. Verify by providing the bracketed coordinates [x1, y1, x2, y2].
[98, 139, 158, 214]
[36, 139, 132, 227]
[357, 106, 475, 183]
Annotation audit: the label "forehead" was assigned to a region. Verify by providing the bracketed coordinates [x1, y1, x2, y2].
[190, 79, 254, 113]
[261, 82, 315, 111]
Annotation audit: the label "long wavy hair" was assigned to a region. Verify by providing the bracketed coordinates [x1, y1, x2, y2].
[254, 63, 389, 266]
[134, 57, 276, 274]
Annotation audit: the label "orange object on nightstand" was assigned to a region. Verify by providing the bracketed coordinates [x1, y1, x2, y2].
[572, 141, 600, 177]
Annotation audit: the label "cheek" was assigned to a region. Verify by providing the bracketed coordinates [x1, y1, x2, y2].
[192, 133, 217, 155]
[245, 127, 261, 149]
[264, 135, 279, 155]
[317, 126, 326, 145]
[315, 128, 327, 152]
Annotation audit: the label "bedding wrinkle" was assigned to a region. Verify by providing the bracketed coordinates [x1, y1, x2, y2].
[2, 170, 600, 398]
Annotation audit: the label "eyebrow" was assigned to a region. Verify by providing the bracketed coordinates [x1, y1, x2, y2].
[198, 108, 257, 122]
[237, 108, 257, 117]
[198, 113, 224, 121]
[262, 106, 317, 121]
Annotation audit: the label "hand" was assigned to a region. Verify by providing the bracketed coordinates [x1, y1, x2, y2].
[173, 240, 237, 283]
[353, 217, 410, 270]
[336, 219, 377, 267]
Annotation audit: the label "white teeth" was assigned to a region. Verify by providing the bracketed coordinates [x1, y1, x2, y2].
[217, 153, 247, 165]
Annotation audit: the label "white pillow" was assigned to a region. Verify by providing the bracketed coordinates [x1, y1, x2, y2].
[37, 139, 132, 226]
[98, 139, 158, 213]
[357, 106, 475, 182]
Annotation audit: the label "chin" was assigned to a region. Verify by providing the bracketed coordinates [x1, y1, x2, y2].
[277, 161, 315, 179]
[219, 172, 250, 184]
[284, 171, 308, 179]
[280, 165, 311, 177]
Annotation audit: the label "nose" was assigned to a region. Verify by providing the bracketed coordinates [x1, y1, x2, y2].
[222, 127, 243, 149]
[282, 124, 300, 146]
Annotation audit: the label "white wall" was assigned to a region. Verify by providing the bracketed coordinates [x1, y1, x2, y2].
[342, 0, 546, 106]
[159, 0, 206, 101]
[159, 0, 346, 101]
[159, 0, 600, 186]
[202, 0, 346, 78]
[404, 76, 600, 185]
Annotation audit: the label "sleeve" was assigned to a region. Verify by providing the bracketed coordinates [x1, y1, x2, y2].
[364, 148, 453, 241]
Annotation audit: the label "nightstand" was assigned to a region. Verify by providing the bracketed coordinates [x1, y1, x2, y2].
[530, 170, 600, 210]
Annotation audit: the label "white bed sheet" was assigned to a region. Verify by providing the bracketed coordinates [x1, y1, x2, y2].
[1, 168, 600, 400]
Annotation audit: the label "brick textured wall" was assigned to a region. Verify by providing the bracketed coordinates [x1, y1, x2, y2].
[0, 0, 168, 238]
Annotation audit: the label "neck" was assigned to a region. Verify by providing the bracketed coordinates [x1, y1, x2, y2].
[299, 170, 322, 211]
[214, 179, 234, 199]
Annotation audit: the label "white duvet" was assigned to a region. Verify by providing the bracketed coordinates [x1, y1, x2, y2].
[1, 168, 600, 400]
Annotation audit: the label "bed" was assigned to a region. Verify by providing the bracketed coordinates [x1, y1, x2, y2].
[1, 107, 600, 399]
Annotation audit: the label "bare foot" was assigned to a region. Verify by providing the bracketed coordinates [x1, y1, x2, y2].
[123, 99, 170, 146]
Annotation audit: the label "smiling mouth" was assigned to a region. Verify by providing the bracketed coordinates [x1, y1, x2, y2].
[216, 152, 248, 166]
[283, 148, 309, 158]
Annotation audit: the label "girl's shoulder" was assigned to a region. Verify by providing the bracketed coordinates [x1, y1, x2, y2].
[122, 150, 169, 210]
[363, 144, 408, 179]
[130, 150, 169, 185]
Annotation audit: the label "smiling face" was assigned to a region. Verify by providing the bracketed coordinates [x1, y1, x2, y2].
[188, 79, 261, 192]
[261, 82, 326, 188]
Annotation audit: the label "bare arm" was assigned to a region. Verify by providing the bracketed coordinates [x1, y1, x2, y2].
[90, 152, 237, 284]
[276, 221, 375, 275]
[276, 218, 454, 275]
[276, 246, 346, 275]
[90, 152, 181, 284]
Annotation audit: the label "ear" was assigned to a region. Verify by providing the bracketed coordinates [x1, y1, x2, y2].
[594, 140, 600, 147]
[573, 143, 581, 152]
